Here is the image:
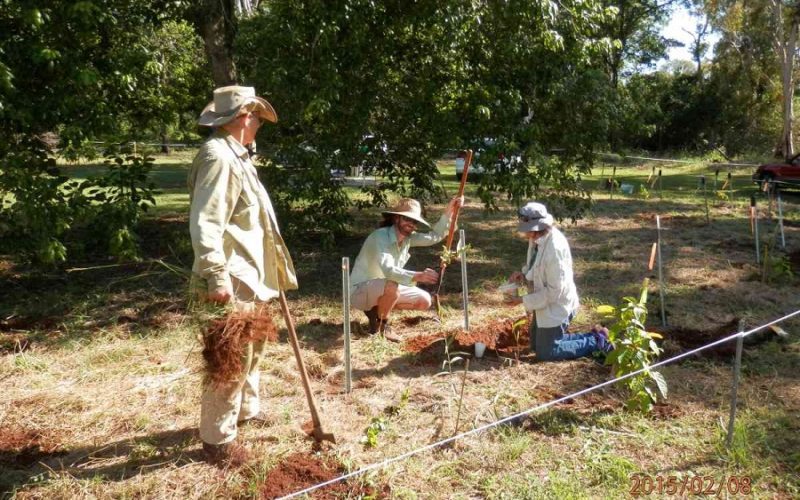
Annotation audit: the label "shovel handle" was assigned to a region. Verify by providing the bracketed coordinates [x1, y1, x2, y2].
[278, 290, 323, 428]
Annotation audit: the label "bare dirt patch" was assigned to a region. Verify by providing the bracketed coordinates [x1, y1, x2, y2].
[403, 317, 530, 361]
[260, 452, 387, 499]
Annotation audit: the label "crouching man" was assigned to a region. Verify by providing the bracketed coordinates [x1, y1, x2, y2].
[349, 197, 462, 342]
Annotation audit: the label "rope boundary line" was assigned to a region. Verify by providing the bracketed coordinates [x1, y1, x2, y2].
[278, 309, 800, 499]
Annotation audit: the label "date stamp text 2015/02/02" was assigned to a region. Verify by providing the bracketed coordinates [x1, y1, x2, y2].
[630, 474, 752, 496]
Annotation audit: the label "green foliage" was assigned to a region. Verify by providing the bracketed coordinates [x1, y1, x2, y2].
[0, 139, 157, 264]
[361, 417, 388, 448]
[599, 278, 667, 413]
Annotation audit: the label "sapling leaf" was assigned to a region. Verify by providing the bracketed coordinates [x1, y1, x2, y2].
[650, 371, 668, 399]
[596, 305, 616, 315]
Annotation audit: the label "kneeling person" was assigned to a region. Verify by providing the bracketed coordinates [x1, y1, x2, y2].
[350, 197, 462, 341]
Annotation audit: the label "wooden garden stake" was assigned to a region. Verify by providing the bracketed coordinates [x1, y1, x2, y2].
[648, 242, 657, 271]
[658, 169, 663, 199]
[714, 168, 719, 191]
[458, 229, 469, 331]
[656, 215, 667, 327]
[342, 257, 352, 393]
[726, 320, 745, 450]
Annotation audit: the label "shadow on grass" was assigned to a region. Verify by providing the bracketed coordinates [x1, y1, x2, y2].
[0, 427, 202, 496]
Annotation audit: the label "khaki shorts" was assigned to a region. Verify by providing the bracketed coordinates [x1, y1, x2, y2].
[351, 279, 430, 311]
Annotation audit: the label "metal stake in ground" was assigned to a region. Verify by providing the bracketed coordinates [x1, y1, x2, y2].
[342, 257, 352, 394]
[714, 168, 719, 192]
[278, 291, 336, 443]
[751, 195, 760, 264]
[458, 229, 469, 331]
[656, 215, 667, 327]
[726, 319, 745, 449]
[778, 188, 786, 250]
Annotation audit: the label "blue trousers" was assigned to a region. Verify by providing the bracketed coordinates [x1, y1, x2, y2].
[530, 315, 599, 361]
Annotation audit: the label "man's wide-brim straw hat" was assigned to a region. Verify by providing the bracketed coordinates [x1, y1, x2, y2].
[198, 85, 277, 127]
[382, 198, 430, 228]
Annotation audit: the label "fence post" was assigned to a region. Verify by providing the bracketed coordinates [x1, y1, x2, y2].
[459, 230, 469, 331]
[714, 168, 719, 192]
[701, 175, 709, 224]
[778, 188, 786, 250]
[342, 257, 352, 393]
[726, 320, 745, 449]
[751, 195, 760, 264]
[610, 165, 617, 200]
[656, 215, 667, 327]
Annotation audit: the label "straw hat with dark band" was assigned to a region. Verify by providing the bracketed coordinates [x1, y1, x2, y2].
[382, 198, 430, 228]
[198, 86, 277, 127]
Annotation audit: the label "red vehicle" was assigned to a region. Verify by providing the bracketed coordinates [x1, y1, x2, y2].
[752, 154, 800, 187]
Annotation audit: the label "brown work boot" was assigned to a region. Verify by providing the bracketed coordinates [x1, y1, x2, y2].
[202, 441, 250, 467]
[379, 320, 401, 343]
[364, 306, 380, 334]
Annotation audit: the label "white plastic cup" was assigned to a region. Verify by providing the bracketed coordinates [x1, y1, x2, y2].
[474, 342, 486, 358]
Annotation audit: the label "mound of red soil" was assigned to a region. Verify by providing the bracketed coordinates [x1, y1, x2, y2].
[0, 427, 64, 467]
[402, 317, 530, 361]
[261, 452, 386, 499]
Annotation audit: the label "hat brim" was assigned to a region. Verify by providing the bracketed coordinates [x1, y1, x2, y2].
[517, 215, 553, 233]
[198, 96, 278, 127]
[382, 210, 431, 228]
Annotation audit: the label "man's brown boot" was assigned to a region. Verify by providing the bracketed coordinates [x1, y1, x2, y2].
[202, 441, 250, 467]
[364, 306, 380, 334]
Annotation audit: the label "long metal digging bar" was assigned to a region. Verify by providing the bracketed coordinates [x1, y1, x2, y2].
[278, 290, 336, 444]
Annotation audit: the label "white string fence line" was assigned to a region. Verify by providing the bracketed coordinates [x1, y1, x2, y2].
[278, 308, 800, 500]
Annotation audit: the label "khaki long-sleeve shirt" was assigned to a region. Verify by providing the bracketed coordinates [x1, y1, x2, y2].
[189, 131, 297, 301]
[349, 214, 451, 294]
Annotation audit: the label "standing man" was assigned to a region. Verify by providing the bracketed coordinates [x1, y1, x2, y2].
[350, 196, 462, 342]
[189, 85, 297, 463]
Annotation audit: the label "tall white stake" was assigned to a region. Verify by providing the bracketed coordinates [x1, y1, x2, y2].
[656, 215, 667, 327]
[778, 189, 786, 250]
[342, 257, 352, 393]
[458, 230, 469, 331]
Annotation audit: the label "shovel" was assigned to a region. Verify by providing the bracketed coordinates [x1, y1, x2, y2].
[277, 290, 336, 444]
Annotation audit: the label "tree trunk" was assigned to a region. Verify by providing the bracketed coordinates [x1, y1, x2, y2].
[772, 0, 799, 159]
[193, 0, 238, 87]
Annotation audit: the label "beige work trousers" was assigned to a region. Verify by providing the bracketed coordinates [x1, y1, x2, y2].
[199, 278, 270, 445]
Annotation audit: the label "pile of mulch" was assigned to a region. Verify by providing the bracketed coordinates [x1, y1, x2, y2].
[202, 306, 278, 386]
[261, 452, 387, 499]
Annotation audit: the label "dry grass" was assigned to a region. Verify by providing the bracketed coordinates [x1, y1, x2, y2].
[2, 163, 799, 498]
